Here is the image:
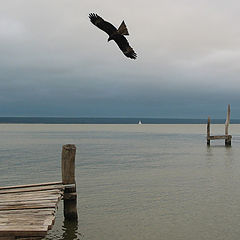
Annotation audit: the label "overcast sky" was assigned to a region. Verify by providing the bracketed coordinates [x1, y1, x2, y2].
[0, 0, 240, 118]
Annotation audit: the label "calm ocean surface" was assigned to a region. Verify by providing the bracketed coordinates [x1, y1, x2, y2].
[1, 124, 240, 240]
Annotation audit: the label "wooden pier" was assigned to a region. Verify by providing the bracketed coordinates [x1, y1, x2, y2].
[0, 144, 77, 240]
[207, 104, 232, 146]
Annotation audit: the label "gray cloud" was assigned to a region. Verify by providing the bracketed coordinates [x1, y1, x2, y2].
[0, 0, 240, 118]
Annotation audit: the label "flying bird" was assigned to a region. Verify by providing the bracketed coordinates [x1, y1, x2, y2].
[89, 13, 137, 59]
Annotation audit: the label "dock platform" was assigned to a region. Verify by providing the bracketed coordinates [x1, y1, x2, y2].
[0, 144, 78, 240]
[0, 182, 63, 239]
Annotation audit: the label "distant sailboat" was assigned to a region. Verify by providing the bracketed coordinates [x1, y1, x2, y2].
[138, 120, 142, 124]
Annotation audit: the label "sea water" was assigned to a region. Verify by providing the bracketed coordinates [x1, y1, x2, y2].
[1, 124, 240, 240]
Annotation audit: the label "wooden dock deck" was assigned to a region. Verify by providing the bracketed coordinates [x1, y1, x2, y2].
[0, 182, 64, 239]
[0, 144, 78, 240]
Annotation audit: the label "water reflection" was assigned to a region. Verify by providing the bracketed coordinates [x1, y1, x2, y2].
[205, 143, 234, 169]
[223, 145, 234, 168]
[62, 219, 82, 240]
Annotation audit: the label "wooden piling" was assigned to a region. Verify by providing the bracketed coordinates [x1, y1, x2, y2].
[225, 135, 232, 146]
[225, 104, 231, 146]
[61, 144, 78, 220]
[225, 104, 230, 136]
[207, 116, 210, 146]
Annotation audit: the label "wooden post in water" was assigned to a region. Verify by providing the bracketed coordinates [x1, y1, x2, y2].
[62, 144, 78, 220]
[207, 116, 211, 146]
[225, 104, 231, 146]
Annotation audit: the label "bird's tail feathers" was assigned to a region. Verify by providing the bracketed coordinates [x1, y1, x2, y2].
[117, 21, 129, 35]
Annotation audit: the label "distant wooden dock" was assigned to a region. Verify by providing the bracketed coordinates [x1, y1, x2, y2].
[0, 144, 77, 240]
[207, 104, 232, 146]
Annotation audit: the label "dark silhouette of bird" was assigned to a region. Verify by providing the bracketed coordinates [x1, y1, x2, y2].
[89, 13, 137, 59]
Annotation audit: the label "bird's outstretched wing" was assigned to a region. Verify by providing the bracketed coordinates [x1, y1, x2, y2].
[89, 13, 117, 36]
[113, 35, 137, 59]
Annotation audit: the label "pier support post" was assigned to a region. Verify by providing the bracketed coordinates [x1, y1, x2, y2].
[207, 116, 210, 146]
[62, 144, 78, 220]
[225, 104, 231, 147]
[225, 136, 231, 146]
[225, 104, 230, 136]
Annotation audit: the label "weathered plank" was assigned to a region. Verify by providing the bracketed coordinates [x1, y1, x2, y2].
[0, 195, 62, 204]
[0, 189, 63, 196]
[0, 190, 63, 199]
[0, 208, 56, 215]
[0, 203, 57, 211]
[0, 220, 54, 229]
[0, 215, 55, 229]
[0, 195, 59, 203]
[0, 199, 59, 207]
[208, 135, 232, 140]
[0, 214, 54, 220]
[0, 185, 63, 194]
[0, 225, 48, 237]
[0, 182, 62, 191]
